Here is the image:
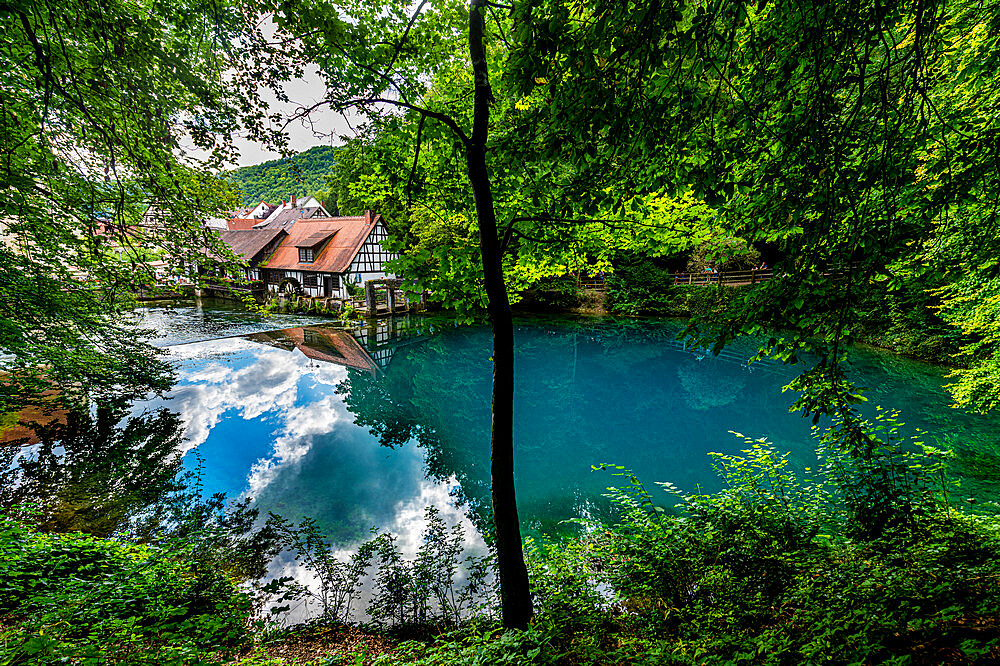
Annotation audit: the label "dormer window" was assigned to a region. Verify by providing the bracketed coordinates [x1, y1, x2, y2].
[294, 230, 336, 264]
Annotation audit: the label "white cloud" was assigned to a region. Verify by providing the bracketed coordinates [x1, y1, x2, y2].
[155, 340, 349, 453]
[245, 393, 349, 496]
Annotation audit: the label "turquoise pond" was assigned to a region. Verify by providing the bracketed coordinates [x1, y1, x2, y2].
[123, 304, 1000, 549]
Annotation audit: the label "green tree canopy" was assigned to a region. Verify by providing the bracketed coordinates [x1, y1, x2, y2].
[1, 0, 258, 411]
[506, 0, 1000, 415]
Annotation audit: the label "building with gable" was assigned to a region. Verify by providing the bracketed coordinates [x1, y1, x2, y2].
[253, 195, 331, 230]
[257, 209, 397, 299]
[216, 227, 288, 281]
[224, 196, 332, 231]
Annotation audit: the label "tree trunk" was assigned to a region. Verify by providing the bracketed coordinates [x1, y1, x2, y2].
[467, 0, 532, 629]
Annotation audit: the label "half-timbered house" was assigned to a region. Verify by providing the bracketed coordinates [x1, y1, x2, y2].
[260, 209, 397, 299]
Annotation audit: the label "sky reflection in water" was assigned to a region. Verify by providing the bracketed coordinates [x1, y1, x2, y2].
[13, 310, 995, 621]
[133, 315, 1000, 556]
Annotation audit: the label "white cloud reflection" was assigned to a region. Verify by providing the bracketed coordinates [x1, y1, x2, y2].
[150, 338, 348, 454]
[143, 332, 490, 624]
[268, 474, 488, 624]
[245, 394, 348, 497]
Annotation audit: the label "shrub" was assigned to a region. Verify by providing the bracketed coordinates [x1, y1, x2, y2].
[518, 276, 580, 310]
[606, 257, 749, 317]
[605, 258, 677, 315]
[0, 511, 254, 665]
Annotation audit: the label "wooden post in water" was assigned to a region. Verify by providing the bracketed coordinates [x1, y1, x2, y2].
[365, 281, 376, 314]
[387, 287, 396, 314]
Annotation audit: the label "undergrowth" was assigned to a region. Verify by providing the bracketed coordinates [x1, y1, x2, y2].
[4, 412, 1000, 665]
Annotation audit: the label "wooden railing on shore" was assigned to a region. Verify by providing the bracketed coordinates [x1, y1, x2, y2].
[575, 268, 774, 292]
[672, 268, 774, 286]
[578, 278, 607, 291]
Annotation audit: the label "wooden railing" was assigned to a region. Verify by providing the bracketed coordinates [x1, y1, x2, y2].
[574, 269, 774, 292]
[671, 269, 774, 286]
[578, 278, 607, 291]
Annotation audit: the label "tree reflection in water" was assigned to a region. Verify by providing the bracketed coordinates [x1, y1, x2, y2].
[0, 400, 185, 536]
[7, 315, 995, 554]
[335, 318, 804, 538]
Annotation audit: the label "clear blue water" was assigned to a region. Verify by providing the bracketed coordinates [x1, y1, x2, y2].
[131, 310, 1000, 549]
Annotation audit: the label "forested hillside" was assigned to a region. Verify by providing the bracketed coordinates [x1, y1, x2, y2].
[227, 145, 338, 206]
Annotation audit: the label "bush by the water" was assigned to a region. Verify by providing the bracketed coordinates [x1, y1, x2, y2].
[604, 254, 752, 317]
[4, 414, 1000, 665]
[377, 418, 1000, 666]
[0, 511, 255, 665]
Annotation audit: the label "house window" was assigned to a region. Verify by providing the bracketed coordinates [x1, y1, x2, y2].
[298, 247, 315, 263]
[266, 270, 279, 284]
[303, 273, 318, 287]
[331, 274, 340, 289]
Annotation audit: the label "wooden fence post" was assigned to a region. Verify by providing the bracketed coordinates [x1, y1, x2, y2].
[365, 281, 376, 313]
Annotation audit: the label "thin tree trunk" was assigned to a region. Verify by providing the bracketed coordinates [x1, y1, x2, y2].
[467, 0, 532, 629]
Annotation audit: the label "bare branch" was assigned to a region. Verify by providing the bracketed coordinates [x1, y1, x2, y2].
[407, 115, 427, 209]
[354, 97, 469, 146]
[383, 0, 429, 77]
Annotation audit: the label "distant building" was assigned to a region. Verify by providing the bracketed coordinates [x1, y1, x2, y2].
[253, 195, 331, 230]
[223, 196, 332, 231]
[259, 209, 396, 299]
[234, 201, 274, 220]
[225, 200, 277, 230]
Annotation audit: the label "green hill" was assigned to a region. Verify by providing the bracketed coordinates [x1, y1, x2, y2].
[228, 145, 338, 206]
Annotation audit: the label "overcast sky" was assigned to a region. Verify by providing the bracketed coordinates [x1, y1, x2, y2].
[224, 65, 360, 168]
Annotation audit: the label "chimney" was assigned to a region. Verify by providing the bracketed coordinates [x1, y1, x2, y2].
[291, 194, 297, 207]
[364, 208, 372, 225]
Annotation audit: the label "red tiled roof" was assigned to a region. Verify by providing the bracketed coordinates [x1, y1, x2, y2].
[294, 231, 337, 248]
[227, 218, 259, 231]
[262, 211, 382, 274]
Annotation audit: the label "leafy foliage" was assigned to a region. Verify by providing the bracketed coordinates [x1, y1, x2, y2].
[374, 429, 1000, 666]
[506, 0, 1000, 415]
[0, 511, 254, 665]
[2, 0, 258, 412]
